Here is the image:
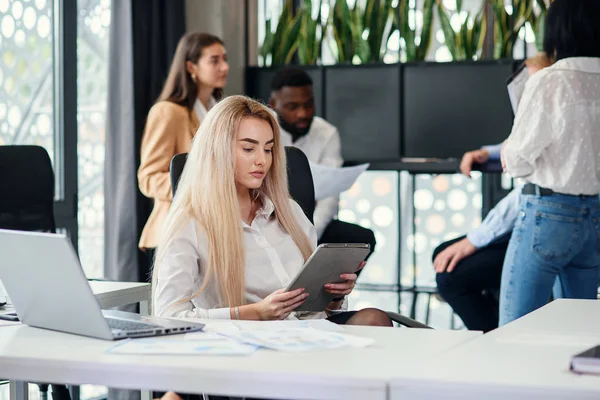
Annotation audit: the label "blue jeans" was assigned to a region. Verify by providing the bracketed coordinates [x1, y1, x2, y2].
[499, 193, 600, 326]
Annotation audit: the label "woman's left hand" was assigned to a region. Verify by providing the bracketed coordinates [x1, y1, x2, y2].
[324, 261, 366, 296]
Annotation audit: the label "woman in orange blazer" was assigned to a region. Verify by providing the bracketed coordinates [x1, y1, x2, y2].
[138, 32, 229, 255]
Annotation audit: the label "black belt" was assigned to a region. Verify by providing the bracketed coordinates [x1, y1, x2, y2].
[521, 183, 598, 197]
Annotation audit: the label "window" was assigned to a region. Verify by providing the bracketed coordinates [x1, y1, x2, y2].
[0, 0, 108, 278]
[77, 0, 110, 278]
[0, 0, 56, 167]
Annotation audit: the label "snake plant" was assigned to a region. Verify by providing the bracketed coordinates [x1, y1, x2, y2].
[297, 0, 326, 65]
[529, 0, 551, 52]
[436, 0, 487, 61]
[330, 0, 368, 63]
[396, 0, 436, 61]
[361, 0, 396, 62]
[259, 0, 302, 66]
[490, 0, 535, 59]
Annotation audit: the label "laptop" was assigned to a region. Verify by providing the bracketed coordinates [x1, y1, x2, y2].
[0, 229, 205, 340]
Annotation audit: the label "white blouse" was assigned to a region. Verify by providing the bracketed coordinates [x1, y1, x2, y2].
[193, 96, 217, 123]
[153, 197, 346, 320]
[503, 57, 600, 195]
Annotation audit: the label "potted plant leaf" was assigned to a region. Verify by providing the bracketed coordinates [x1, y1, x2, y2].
[436, 0, 487, 61]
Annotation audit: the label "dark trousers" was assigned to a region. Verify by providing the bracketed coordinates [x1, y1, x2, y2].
[433, 235, 510, 332]
[319, 219, 376, 276]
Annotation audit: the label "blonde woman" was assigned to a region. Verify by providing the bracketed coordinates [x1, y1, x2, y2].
[152, 95, 392, 326]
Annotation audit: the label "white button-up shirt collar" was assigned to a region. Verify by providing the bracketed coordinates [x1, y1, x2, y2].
[153, 195, 341, 320]
[193, 96, 217, 123]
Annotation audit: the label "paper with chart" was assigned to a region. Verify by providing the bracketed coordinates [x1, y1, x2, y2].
[184, 319, 345, 339]
[309, 161, 369, 201]
[231, 319, 345, 332]
[215, 327, 374, 352]
[106, 333, 258, 356]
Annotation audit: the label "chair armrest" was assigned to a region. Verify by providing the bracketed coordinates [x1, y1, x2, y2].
[386, 311, 433, 329]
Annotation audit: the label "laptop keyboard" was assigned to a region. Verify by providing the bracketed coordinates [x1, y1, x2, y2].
[106, 317, 162, 331]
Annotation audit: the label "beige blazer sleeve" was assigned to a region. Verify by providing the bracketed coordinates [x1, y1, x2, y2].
[138, 102, 189, 201]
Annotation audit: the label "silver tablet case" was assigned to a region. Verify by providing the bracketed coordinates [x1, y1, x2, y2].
[285, 243, 370, 312]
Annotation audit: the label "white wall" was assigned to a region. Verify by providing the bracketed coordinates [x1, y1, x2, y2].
[185, 0, 258, 95]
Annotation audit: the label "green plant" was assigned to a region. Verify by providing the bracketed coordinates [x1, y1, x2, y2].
[529, 0, 551, 52]
[437, 0, 487, 60]
[297, 0, 326, 64]
[490, 0, 535, 59]
[330, 0, 368, 63]
[361, 0, 396, 62]
[396, 0, 436, 61]
[259, 0, 302, 66]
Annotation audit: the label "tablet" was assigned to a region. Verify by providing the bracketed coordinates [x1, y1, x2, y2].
[285, 243, 370, 312]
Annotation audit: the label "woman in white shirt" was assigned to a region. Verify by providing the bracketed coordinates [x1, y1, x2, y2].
[499, 0, 600, 325]
[152, 95, 392, 327]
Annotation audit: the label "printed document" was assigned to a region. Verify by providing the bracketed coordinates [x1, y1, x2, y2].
[309, 162, 369, 201]
[214, 327, 374, 353]
[106, 333, 258, 356]
[507, 67, 529, 115]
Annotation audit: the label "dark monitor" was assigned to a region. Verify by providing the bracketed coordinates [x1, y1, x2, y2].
[324, 64, 401, 162]
[403, 61, 515, 158]
[245, 66, 324, 117]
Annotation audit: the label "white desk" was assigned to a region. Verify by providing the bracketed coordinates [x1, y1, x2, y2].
[89, 281, 151, 314]
[1, 280, 151, 316]
[0, 324, 480, 400]
[391, 299, 600, 399]
[1, 280, 151, 400]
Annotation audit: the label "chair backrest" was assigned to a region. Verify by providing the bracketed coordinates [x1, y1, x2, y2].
[169, 153, 188, 196]
[0, 145, 56, 232]
[169, 146, 316, 223]
[284, 146, 316, 223]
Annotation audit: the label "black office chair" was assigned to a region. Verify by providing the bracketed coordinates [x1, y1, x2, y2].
[0, 145, 72, 400]
[169, 148, 431, 329]
[0, 145, 56, 232]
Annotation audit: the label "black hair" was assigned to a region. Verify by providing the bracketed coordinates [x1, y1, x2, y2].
[270, 67, 313, 92]
[543, 0, 600, 62]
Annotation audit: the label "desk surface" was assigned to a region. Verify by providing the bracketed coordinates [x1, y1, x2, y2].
[345, 158, 503, 174]
[89, 280, 151, 309]
[0, 324, 480, 400]
[0, 280, 151, 316]
[346, 159, 461, 174]
[391, 299, 600, 400]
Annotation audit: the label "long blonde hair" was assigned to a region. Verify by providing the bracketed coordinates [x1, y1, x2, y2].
[152, 95, 314, 311]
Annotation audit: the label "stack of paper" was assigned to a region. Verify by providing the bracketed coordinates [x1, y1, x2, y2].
[106, 319, 374, 355]
[189, 319, 373, 352]
[107, 332, 258, 356]
[208, 327, 374, 353]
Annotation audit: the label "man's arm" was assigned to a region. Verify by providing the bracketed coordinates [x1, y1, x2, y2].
[481, 143, 503, 160]
[434, 187, 521, 273]
[466, 187, 520, 248]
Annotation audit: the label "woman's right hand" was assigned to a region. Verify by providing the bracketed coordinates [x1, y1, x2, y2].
[254, 288, 309, 320]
